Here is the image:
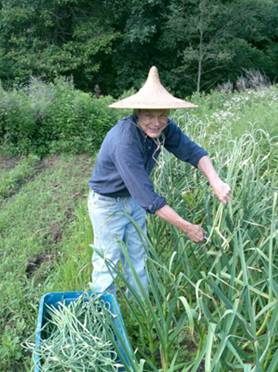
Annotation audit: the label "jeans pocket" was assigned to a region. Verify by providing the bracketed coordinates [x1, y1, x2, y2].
[94, 194, 118, 208]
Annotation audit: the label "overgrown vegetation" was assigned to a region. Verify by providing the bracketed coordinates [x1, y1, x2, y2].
[0, 78, 123, 156]
[1, 77, 278, 158]
[0, 86, 277, 370]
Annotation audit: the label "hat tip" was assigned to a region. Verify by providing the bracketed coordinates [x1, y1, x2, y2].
[149, 66, 158, 74]
[148, 66, 160, 82]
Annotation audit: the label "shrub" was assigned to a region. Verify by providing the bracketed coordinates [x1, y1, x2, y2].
[0, 78, 122, 156]
[0, 86, 35, 155]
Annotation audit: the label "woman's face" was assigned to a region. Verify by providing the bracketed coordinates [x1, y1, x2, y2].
[137, 109, 169, 138]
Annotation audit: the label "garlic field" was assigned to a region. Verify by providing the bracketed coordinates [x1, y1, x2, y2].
[0, 87, 277, 371]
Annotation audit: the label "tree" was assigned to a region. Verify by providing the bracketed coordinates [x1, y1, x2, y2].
[0, 0, 277, 96]
[160, 0, 237, 94]
[160, 0, 278, 95]
[0, 0, 119, 92]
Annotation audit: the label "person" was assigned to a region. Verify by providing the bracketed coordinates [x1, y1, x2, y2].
[87, 66, 231, 296]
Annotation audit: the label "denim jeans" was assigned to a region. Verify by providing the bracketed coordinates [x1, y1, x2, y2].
[87, 190, 147, 296]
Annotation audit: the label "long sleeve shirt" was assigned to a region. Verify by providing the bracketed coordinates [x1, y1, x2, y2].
[88, 115, 208, 213]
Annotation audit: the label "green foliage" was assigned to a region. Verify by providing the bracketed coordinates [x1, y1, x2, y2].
[0, 78, 122, 156]
[0, 0, 278, 96]
[0, 0, 119, 91]
[0, 85, 35, 155]
[39, 78, 116, 154]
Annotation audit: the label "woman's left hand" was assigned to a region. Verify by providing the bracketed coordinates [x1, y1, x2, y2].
[211, 179, 231, 204]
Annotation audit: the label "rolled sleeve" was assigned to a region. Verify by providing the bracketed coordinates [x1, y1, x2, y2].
[147, 195, 167, 214]
[114, 143, 166, 214]
[164, 120, 208, 167]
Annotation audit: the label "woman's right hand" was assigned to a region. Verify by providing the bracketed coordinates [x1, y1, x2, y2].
[155, 205, 206, 243]
[182, 222, 205, 243]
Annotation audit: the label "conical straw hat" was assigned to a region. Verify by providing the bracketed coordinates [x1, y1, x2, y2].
[109, 66, 197, 109]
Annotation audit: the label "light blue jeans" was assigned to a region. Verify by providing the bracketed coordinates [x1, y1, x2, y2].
[87, 190, 148, 296]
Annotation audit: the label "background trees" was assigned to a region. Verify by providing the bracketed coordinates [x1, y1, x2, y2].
[0, 0, 277, 96]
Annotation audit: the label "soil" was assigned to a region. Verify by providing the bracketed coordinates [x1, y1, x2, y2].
[0, 155, 21, 171]
[26, 253, 54, 278]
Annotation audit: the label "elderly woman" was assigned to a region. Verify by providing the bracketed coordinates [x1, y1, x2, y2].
[88, 66, 231, 296]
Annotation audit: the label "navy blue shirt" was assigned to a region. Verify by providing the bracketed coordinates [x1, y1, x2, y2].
[89, 115, 208, 214]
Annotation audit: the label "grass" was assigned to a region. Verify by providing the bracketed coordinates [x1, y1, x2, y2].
[0, 85, 277, 371]
[0, 154, 93, 371]
[0, 154, 41, 201]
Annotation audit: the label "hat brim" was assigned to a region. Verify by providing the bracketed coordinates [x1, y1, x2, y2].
[109, 95, 198, 109]
[109, 66, 198, 109]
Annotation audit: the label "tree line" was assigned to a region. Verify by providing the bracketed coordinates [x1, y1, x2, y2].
[0, 0, 277, 97]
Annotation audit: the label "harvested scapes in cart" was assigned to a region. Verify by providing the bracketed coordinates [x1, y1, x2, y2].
[31, 295, 122, 371]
